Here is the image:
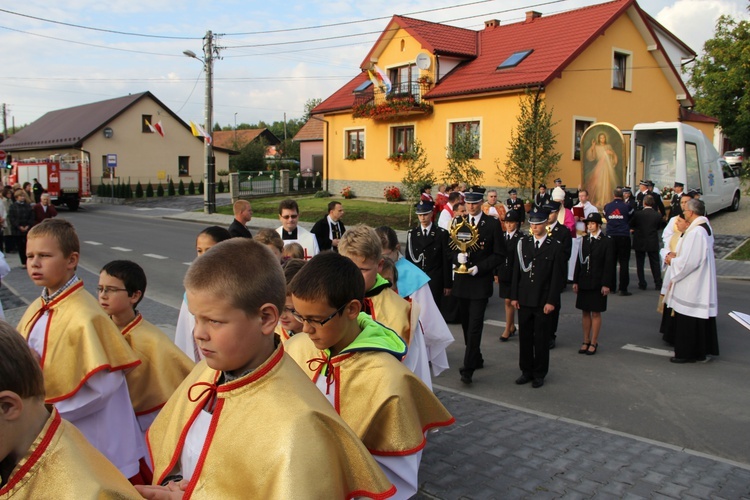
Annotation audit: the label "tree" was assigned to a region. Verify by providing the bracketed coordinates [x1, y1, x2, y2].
[689, 15, 750, 153]
[230, 138, 268, 171]
[442, 131, 483, 188]
[499, 88, 561, 200]
[396, 140, 435, 226]
[303, 98, 322, 121]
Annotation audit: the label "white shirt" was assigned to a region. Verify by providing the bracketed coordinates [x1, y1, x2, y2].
[275, 226, 320, 260]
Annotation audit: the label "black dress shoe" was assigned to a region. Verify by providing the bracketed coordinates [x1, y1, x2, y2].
[460, 374, 473, 384]
[618, 291, 632, 296]
[638, 285, 647, 290]
[669, 357, 696, 364]
[532, 378, 545, 388]
[476, 359, 484, 369]
[515, 374, 532, 385]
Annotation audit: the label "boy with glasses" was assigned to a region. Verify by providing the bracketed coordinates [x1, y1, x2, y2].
[275, 198, 319, 260]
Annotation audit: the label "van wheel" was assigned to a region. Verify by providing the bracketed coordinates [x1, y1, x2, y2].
[729, 192, 740, 212]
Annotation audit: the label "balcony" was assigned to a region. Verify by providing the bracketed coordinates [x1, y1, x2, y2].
[352, 81, 432, 120]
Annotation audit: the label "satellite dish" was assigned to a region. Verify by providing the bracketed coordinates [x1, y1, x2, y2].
[416, 53, 431, 70]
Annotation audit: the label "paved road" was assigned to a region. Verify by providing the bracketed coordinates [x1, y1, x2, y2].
[3, 200, 750, 499]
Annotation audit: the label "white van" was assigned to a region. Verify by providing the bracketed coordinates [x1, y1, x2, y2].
[626, 122, 741, 215]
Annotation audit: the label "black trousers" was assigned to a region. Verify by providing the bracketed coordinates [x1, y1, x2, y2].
[611, 235, 632, 292]
[458, 297, 488, 375]
[16, 234, 28, 266]
[518, 305, 551, 380]
[635, 250, 661, 288]
[427, 276, 443, 311]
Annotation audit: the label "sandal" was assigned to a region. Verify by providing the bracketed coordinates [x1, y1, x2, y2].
[578, 343, 590, 354]
[586, 343, 598, 355]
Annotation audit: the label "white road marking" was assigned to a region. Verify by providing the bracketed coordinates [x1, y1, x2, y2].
[183, 262, 192, 266]
[111, 247, 132, 252]
[622, 344, 674, 357]
[84, 241, 103, 246]
[143, 253, 168, 260]
[134, 208, 153, 211]
[484, 319, 507, 327]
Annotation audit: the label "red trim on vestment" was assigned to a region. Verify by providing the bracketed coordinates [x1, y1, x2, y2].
[45, 359, 142, 404]
[0, 410, 61, 495]
[347, 484, 397, 500]
[218, 343, 284, 393]
[135, 402, 166, 417]
[121, 314, 143, 337]
[184, 398, 224, 498]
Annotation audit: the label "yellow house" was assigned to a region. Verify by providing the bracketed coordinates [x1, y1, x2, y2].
[0, 91, 231, 190]
[313, 0, 710, 202]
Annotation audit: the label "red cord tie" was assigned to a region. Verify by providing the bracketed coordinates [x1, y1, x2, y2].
[307, 356, 335, 395]
[188, 381, 218, 411]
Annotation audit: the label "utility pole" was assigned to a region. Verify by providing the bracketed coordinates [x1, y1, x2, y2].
[203, 30, 217, 214]
[2, 104, 7, 138]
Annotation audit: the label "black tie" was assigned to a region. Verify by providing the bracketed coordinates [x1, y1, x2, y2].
[423, 228, 428, 237]
[535, 240, 540, 250]
[471, 217, 476, 226]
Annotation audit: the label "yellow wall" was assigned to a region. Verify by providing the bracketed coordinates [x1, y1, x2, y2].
[325, 15, 690, 196]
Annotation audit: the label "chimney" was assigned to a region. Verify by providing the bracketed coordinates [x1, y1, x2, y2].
[525, 11, 542, 23]
[484, 19, 501, 29]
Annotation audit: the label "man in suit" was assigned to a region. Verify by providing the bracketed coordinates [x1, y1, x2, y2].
[228, 200, 253, 238]
[511, 207, 565, 389]
[451, 191, 505, 385]
[405, 200, 452, 309]
[630, 194, 663, 290]
[506, 189, 525, 224]
[311, 201, 346, 252]
[543, 201, 572, 349]
[534, 184, 550, 209]
[636, 180, 666, 217]
[670, 182, 685, 218]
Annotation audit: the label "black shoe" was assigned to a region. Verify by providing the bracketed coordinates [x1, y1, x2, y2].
[618, 291, 632, 296]
[548, 338, 556, 350]
[655, 283, 663, 290]
[669, 357, 696, 364]
[638, 285, 647, 290]
[476, 359, 484, 369]
[515, 374, 532, 385]
[460, 374, 473, 384]
[532, 378, 545, 388]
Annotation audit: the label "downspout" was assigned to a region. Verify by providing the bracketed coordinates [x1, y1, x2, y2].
[309, 115, 330, 192]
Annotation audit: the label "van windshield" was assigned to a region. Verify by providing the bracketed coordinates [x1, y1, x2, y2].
[638, 129, 677, 190]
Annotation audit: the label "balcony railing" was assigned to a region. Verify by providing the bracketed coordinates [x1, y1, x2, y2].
[353, 81, 432, 120]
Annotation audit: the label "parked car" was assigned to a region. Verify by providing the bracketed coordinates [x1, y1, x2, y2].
[723, 150, 744, 167]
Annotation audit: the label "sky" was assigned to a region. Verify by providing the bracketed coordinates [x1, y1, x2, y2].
[0, 0, 747, 131]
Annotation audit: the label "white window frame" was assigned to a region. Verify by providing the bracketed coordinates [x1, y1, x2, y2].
[343, 127, 366, 159]
[572, 116, 596, 160]
[446, 118, 483, 159]
[612, 48, 633, 91]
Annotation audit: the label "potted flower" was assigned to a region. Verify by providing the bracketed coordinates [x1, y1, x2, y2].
[417, 75, 432, 85]
[383, 185, 402, 202]
[524, 199, 532, 212]
[341, 186, 354, 199]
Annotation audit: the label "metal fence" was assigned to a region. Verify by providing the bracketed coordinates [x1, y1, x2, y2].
[236, 171, 320, 199]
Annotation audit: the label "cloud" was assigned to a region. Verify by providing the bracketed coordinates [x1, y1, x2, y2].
[655, 0, 748, 53]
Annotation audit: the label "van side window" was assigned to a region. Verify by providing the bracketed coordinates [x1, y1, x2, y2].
[721, 162, 735, 178]
[685, 143, 702, 192]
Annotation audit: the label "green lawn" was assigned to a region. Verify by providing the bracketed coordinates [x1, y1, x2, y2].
[727, 238, 750, 261]
[217, 195, 417, 230]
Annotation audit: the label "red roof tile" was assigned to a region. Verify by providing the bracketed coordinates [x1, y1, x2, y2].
[293, 117, 325, 141]
[212, 128, 280, 150]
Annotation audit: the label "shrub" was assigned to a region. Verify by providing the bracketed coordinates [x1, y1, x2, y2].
[314, 173, 322, 189]
[198, 180, 204, 195]
[314, 190, 331, 198]
[188, 180, 196, 195]
[135, 182, 143, 198]
[157, 182, 165, 197]
[178, 180, 185, 195]
[168, 179, 176, 196]
[384, 185, 402, 202]
[146, 182, 154, 198]
[218, 179, 225, 193]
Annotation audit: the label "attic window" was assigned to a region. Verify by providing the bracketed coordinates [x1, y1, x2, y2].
[353, 80, 373, 93]
[497, 49, 533, 70]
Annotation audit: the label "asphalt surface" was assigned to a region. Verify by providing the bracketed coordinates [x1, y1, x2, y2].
[2, 194, 749, 499]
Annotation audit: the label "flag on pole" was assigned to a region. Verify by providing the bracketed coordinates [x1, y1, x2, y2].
[373, 65, 392, 94]
[190, 120, 212, 144]
[144, 119, 165, 137]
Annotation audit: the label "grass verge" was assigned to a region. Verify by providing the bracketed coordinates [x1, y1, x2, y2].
[216, 195, 416, 230]
[727, 238, 750, 261]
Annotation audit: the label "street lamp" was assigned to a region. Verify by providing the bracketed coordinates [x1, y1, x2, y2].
[184, 31, 219, 214]
[234, 112, 238, 147]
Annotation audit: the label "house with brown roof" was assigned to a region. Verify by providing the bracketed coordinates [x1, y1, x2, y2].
[0, 91, 231, 188]
[293, 116, 325, 177]
[312, 0, 713, 202]
[212, 128, 281, 157]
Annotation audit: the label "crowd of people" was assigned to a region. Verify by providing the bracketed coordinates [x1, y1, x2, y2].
[0, 177, 719, 497]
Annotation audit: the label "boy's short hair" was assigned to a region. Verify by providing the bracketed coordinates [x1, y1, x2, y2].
[185, 239, 285, 314]
[282, 242, 304, 259]
[0, 322, 45, 399]
[338, 224, 382, 262]
[282, 258, 306, 294]
[380, 257, 398, 285]
[447, 192, 461, 203]
[374, 226, 398, 253]
[278, 198, 299, 215]
[255, 228, 284, 253]
[27, 218, 80, 257]
[101, 260, 147, 308]
[289, 252, 364, 309]
[198, 226, 232, 245]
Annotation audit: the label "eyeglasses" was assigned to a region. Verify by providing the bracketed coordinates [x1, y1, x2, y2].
[290, 303, 347, 328]
[281, 214, 299, 220]
[97, 286, 128, 295]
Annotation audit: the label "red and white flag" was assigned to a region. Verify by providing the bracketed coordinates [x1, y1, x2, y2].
[144, 119, 165, 137]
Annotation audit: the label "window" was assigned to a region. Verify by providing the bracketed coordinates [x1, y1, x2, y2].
[178, 156, 190, 177]
[391, 126, 414, 155]
[102, 155, 116, 178]
[389, 64, 418, 97]
[142, 114, 153, 133]
[497, 49, 533, 70]
[685, 143, 701, 191]
[613, 51, 630, 90]
[346, 130, 365, 159]
[450, 121, 480, 159]
[573, 119, 594, 160]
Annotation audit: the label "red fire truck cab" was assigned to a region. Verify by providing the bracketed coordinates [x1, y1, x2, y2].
[9, 158, 91, 211]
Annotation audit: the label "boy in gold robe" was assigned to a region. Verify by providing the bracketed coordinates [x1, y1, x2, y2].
[140, 239, 395, 499]
[285, 252, 455, 500]
[17, 219, 149, 483]
[98, 260, 195, 432]
[0, 322, 140, 498]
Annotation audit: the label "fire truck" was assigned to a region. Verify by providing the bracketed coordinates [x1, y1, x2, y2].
[9, 156, 91, 211]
